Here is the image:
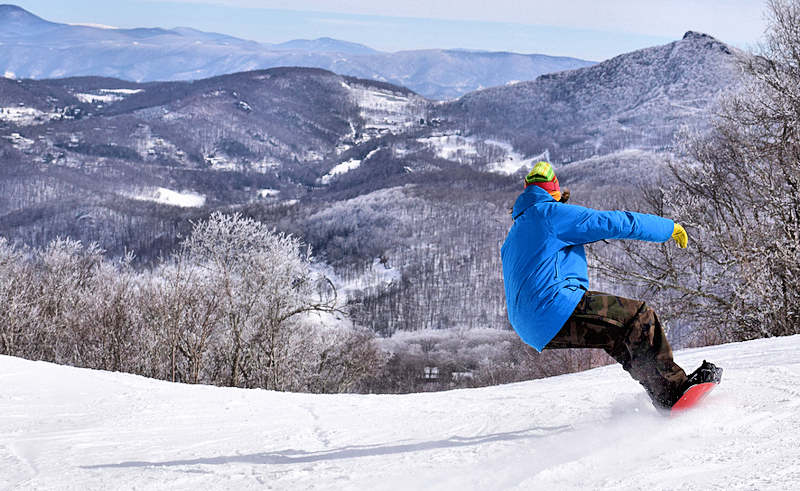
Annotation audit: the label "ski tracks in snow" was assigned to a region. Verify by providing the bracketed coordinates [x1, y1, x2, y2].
[1, 336, 800, 490]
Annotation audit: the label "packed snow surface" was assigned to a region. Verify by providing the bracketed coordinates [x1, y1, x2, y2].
[321, 158, 361, 184]
[257, 188, 280, 198]
[416, 135, 543, 175]
[0, 106, 57, 126]
[75, 89, 142, 104]
[3, 132, 35, 150]
[2, 335, 799, 490]
[418, 135, 480, 160]
[74, 93, 124, 104]
[321, 149, 380, 184]
[128, 187, 206, 208]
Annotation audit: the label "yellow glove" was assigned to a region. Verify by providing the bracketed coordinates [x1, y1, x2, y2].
[672, 223, 688, 248]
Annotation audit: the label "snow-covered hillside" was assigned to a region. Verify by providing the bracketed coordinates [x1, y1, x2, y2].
[2, 335, 799, 490]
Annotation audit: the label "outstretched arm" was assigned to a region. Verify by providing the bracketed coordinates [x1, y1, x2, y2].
[549, 203, 676, 246]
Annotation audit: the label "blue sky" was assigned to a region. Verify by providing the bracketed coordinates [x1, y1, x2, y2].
[10, 0, 768, 61]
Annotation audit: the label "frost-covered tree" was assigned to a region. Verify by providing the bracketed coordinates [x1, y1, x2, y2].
[179, 212, 338, 388]
[79, 253, 150, 373]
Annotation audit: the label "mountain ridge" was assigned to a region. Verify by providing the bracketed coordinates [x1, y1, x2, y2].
[0, 3, 56, 33]
[441, 30, 740, 161]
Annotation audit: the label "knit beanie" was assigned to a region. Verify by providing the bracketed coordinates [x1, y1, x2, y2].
[524, 161, 562, 202]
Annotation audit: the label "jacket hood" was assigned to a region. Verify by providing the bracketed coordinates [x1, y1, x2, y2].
[512, 186, 555, 220]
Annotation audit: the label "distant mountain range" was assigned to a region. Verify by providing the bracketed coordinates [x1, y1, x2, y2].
[0, 4, 594, 100]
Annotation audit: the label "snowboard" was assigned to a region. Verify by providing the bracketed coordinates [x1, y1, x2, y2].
[670, 382, 718, 415]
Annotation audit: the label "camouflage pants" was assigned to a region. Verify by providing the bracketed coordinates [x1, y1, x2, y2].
[545, 290, 688, 408]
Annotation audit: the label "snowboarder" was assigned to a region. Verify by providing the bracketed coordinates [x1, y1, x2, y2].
[501, 161, 721, 411]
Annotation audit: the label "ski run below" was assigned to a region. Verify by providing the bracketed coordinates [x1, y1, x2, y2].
[2, 335, 799, 490]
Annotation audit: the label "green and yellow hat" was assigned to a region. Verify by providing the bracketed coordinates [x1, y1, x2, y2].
[524, 161, 562, 201]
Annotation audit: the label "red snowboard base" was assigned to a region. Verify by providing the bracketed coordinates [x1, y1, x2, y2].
[670, 382, 718, 415]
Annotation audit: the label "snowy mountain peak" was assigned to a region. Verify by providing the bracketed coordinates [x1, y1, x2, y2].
[0, 4, 32, 16]
[0, 4, 591, 99]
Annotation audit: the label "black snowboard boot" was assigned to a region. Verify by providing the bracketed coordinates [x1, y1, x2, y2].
[684, 360, 723, 387]
[659, 360, 723, 411]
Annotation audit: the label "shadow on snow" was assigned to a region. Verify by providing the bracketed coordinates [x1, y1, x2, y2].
[83, 425, 572, 469]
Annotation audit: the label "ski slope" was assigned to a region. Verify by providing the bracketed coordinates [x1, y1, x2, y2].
[2, 335, 799, 490]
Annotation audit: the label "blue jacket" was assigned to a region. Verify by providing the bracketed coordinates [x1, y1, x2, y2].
[501, 186, 674, 351]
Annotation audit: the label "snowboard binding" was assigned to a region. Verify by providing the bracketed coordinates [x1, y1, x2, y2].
[670, 360, 723, 415]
